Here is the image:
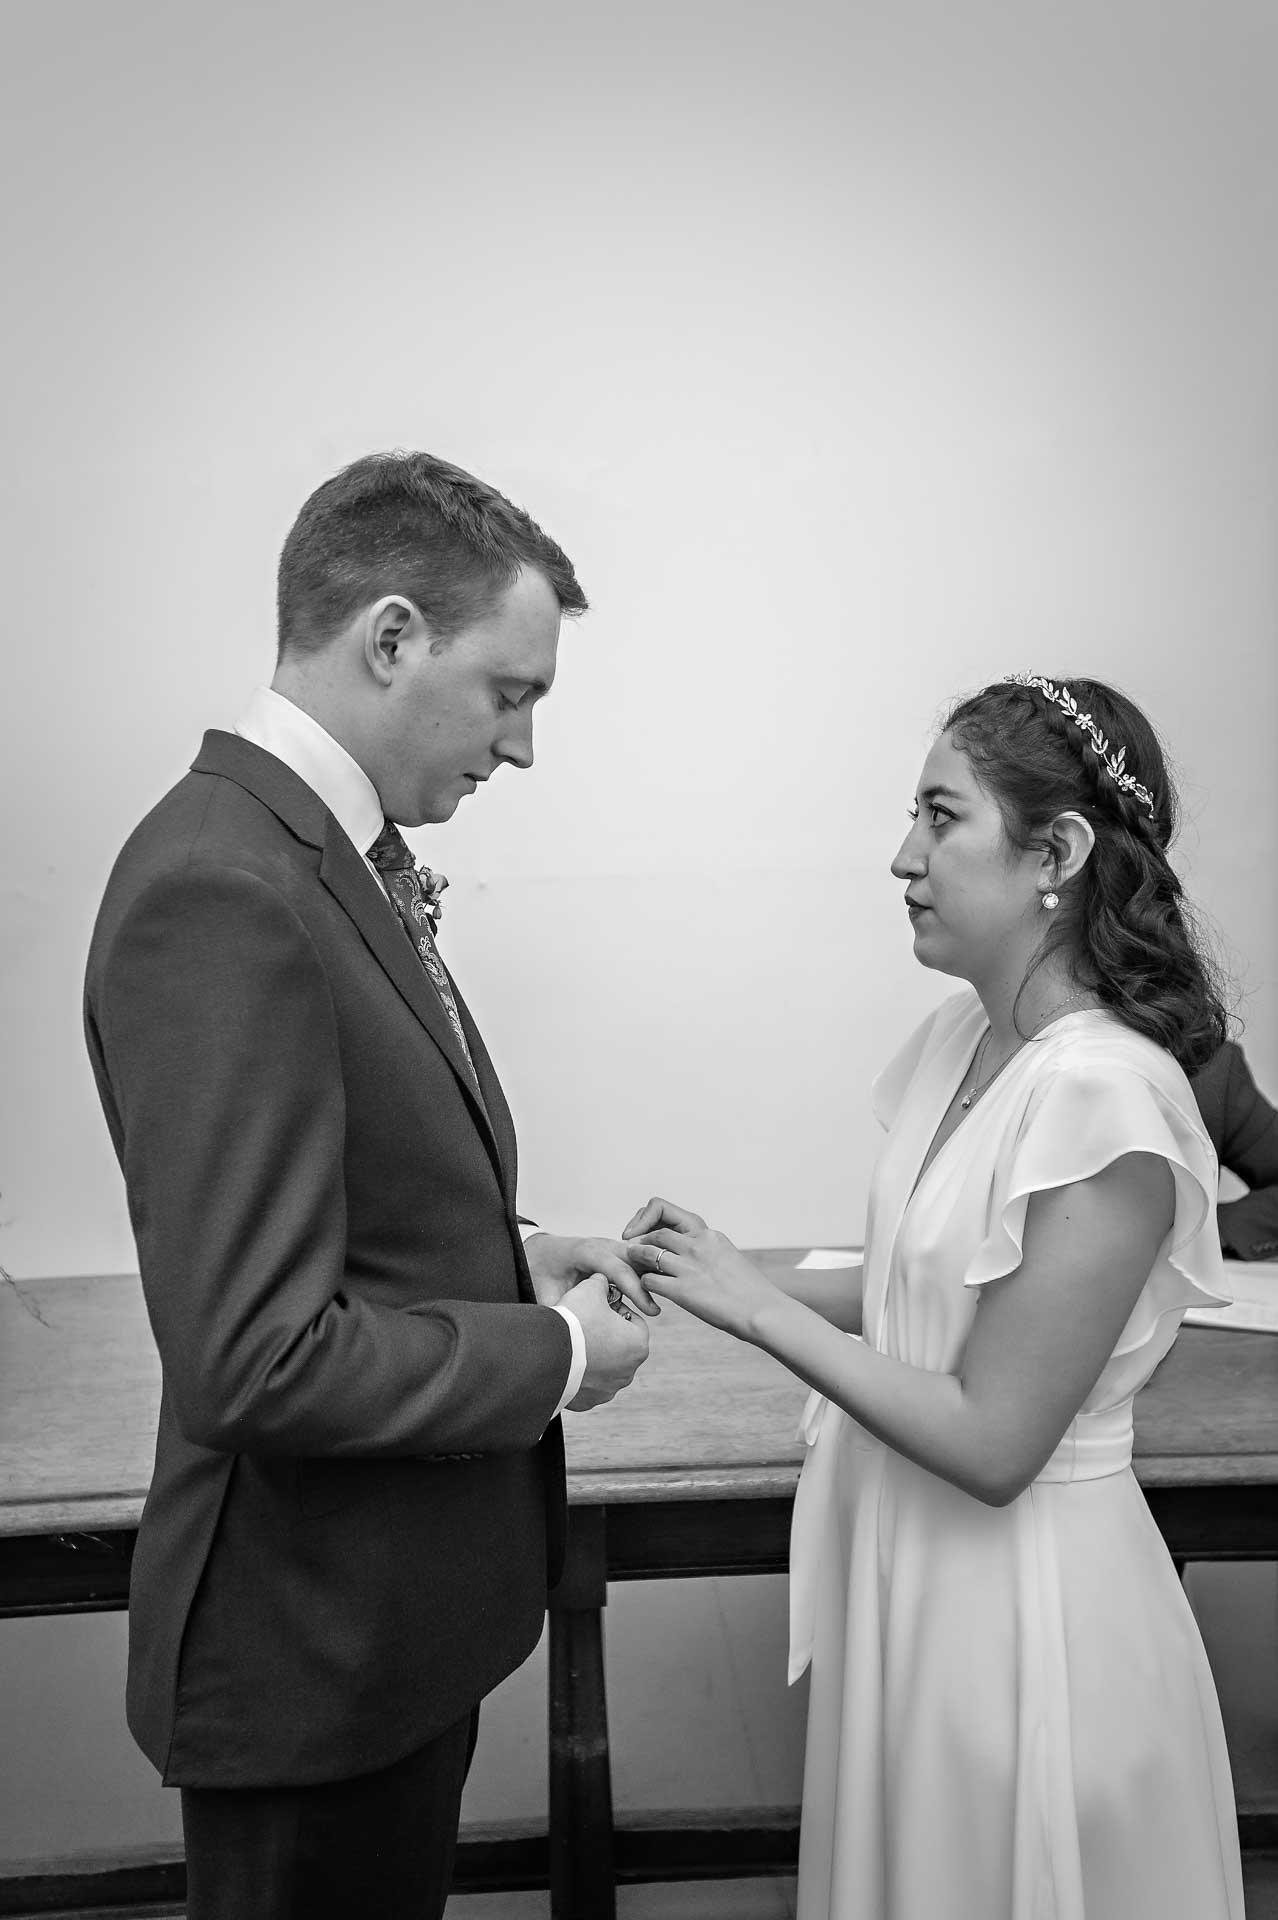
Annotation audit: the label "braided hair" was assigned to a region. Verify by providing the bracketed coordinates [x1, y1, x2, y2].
[942, 677, 1228, 1072]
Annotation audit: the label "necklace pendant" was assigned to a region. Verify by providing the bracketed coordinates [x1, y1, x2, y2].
[960, 1090, 974, 1110]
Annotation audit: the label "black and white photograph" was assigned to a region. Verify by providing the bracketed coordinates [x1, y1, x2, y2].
[1, 3, 1276, 1916]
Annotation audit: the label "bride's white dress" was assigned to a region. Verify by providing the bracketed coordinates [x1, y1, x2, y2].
[788, 991, 1245, 1919]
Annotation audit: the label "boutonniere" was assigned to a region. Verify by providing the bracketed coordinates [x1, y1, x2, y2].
[412, 865, 449, 931]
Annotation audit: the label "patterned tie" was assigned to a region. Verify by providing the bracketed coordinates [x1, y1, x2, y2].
[367, 820, 481, 1087]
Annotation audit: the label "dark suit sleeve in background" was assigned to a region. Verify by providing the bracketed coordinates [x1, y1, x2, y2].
[1192, 1041, 1278, 1261]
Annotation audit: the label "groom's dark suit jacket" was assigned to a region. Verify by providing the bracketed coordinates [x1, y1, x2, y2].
[84, 730, 572, 1789]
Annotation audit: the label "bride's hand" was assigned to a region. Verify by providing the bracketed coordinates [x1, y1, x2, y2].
[622, 1194, 779, 1342]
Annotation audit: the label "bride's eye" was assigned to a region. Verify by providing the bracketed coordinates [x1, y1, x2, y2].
[907, 805, 920, 821]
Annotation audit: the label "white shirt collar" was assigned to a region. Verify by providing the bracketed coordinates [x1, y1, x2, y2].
[234, 686, 385, 858]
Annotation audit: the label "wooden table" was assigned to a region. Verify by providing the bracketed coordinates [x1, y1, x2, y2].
[3, 1260, 1278, 1918]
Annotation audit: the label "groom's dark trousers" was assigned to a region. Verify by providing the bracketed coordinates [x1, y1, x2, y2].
[84, 732, 570, 1917]
[181, 1709, 480, 1920]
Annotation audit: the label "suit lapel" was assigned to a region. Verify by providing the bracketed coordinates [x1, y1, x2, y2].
[318, 826, 508, 1160]
[192, 731, 512, 1198]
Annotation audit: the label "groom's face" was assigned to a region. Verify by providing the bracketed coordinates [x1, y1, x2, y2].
[378, 566, 562, 826]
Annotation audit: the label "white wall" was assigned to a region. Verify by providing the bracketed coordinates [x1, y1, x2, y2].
[2, 0, 1276, 1874]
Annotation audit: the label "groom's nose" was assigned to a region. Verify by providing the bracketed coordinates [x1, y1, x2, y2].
[494, 708, 535, 771]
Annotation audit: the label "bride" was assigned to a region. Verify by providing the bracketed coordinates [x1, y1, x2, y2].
[625, 676, 1245, 1919]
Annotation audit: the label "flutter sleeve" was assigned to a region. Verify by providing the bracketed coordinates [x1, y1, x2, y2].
[963, 1057, 1231, 1355]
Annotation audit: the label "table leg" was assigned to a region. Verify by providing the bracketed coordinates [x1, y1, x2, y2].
[548, 1505, 615, 1920]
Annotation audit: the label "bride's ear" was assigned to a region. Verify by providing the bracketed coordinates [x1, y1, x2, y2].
[1041, 811, 1096, 892]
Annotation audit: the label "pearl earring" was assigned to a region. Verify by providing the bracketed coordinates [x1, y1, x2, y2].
[1041, 891, 1060, 911]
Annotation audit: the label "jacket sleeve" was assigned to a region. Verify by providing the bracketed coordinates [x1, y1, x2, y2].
[1214, 1045, 1278, 1260]
[91, 861, 573, 1456]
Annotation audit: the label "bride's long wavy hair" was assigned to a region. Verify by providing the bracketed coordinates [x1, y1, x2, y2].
[942, 677, 1229, 1073]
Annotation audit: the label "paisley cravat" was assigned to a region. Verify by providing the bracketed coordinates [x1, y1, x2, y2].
[367, 820, 480, 1087]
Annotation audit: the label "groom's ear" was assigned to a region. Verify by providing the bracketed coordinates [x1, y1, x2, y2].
[363, 596, 422, 685]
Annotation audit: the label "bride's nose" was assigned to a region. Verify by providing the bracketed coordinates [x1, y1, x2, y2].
[890, 831, 926, 881]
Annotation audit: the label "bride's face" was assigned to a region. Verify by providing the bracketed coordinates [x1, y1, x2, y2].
[890, 731, 1043, 983]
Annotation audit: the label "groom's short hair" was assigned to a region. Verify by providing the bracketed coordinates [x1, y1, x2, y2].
[276, 451, 588, 658]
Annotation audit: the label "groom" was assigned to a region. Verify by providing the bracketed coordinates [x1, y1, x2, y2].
[83, 451, 652, 1919]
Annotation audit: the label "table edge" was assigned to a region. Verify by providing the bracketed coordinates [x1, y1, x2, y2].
[6, 1451, 1278, 1536]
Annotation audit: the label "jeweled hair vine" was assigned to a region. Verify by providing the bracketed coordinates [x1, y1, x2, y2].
[1003, 675, 1157, 821]
[940, 675, 1229, 1072]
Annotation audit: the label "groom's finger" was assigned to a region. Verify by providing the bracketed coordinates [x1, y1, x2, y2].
[596, 1252, 660, 1315]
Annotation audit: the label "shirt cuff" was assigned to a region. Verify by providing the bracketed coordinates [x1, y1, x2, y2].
[518, 1223, 542, 1243]
[550, 1302, 587, 1415]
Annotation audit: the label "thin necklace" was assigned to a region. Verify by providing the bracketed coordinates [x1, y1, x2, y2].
[959, 991, 1095, 1112]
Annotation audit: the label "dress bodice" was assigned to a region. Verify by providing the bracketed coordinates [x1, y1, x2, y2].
[857, 990, 1229, 1470]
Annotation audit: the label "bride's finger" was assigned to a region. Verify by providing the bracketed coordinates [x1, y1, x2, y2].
[630, 1228, 686, 1256]
[622, 1196, 705, 1239]
[630, 1238, 683, 1277]
[621, 1199, 659, 1239]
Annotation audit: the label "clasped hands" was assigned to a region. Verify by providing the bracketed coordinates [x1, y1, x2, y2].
[523, 1198, 776, 1412]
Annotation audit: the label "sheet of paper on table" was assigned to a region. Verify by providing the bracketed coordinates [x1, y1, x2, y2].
[1183, 1259, 1278, 1334]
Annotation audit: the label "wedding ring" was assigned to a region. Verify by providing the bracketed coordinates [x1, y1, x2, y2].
[654, 1250, 666, 1274]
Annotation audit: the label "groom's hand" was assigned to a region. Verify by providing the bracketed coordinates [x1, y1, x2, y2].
[561, 1273, 651, 1410]
[522, 1232, 659, 1317]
